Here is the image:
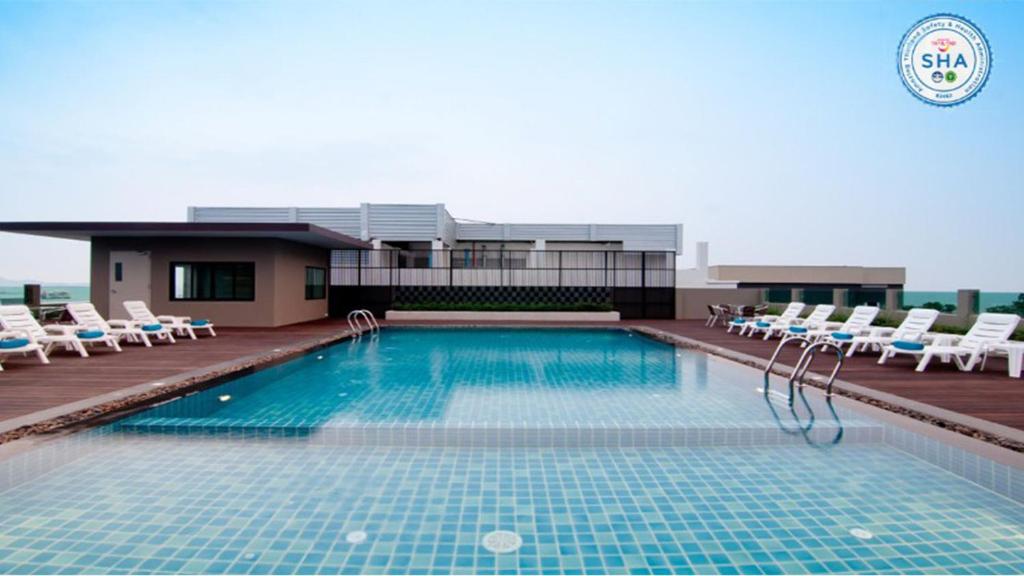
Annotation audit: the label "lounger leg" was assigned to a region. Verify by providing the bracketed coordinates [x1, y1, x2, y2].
[75, 340, 89, 358]
[877, 348, 891, 364]
[957, 351, 980, 372]
[140, 332, 153, 347]
[185, 326, 197, 340]
[914, 351, 934, 372]
[36, 348, 50, 365]
[109, 337, 122, 352]
[208, 327, 216, 337]
[167, 332, 176, 344]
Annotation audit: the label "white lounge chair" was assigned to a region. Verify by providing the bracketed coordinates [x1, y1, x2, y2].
[67, 302, 159, 348]
[123, 301, 214, 340]
[118, 301, 178, 343]
[879, 313, 1020, 373]
[739, 302, 806, 338]
[845, 308, 939, 357]
[816, 306, 881, 349]
[0, 330, 49, 371]
[0, 304, 120, 359]
[768, 304, 836, 339]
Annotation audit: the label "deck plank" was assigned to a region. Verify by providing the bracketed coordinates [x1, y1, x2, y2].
[636, 320, 1024, 432]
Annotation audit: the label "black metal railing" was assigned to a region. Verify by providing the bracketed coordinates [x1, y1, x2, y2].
[330, 249, 676, 288]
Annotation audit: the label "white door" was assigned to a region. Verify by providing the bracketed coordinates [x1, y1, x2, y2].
[109, 251, 151, 316]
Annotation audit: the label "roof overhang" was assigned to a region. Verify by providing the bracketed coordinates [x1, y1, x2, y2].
[0, 222, 372, 250]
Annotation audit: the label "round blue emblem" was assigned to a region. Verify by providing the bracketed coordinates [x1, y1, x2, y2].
[897, 14, 991, 107]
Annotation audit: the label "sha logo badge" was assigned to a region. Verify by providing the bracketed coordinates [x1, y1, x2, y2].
[897, 14, 991, 106]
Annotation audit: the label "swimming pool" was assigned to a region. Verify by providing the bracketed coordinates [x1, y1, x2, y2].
[0, 328, 1022, 574]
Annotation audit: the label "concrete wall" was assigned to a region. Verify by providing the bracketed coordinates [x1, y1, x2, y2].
[272, 240, 331, 326]
[708, 265, 905, 286]
[91, 237, 328, 327]
[675, 287, 764, 320]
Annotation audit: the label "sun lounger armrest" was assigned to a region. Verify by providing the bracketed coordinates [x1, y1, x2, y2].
[821, 321, 844, 330]
[759, 315, 779, 323]
[107, 319, 131, 328]
[43, 324, 77, 336]
[867, 327, 896, 338]
[157, 315, 191, 324]
[924, 333, 959, 346]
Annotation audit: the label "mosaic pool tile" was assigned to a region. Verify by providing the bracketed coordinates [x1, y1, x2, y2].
[116, 329, 876, 438]
[1, 328, 1022, 574]
[0, 442, 1023, 574]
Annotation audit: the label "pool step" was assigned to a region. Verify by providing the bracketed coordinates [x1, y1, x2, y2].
[115, 418, 883, 448]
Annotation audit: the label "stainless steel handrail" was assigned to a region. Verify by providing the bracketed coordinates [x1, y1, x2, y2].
[347, 309, 380, 335]
[790, 341, 845, 397]
[764, 335, 845, 399]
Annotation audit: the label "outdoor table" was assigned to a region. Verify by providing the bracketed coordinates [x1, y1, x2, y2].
[986, 341, 1024, 379]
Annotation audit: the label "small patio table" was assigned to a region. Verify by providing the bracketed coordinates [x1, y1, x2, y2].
[986, 341, 1024, 379]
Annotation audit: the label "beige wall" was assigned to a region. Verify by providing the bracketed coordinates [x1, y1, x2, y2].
[91, 237, 328, 327]
[675, 287, 764, 320]
[708, 265, 905, 286]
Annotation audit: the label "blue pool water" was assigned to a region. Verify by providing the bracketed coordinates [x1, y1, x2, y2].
[1, 328, 1023, 574]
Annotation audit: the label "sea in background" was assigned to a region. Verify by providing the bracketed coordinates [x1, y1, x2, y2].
[901, 291, 1020, 311]
[0, 284, 90, 305]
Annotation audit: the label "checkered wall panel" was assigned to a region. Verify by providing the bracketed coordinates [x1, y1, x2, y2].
[395, 286, 612, 306]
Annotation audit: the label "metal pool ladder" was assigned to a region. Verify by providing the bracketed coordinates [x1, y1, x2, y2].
[347, 309, 380, 335]
[764, 336, 845, 399]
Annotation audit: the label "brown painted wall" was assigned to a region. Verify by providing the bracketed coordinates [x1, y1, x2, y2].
[272, 240, 330, 326]
[675, 287, 764, 320]
[90, 237, 328, 327]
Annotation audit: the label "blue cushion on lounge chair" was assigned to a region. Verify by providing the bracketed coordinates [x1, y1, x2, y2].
[831, 332, 854, 341]
[190, 319, 210, 327]
[756, 321, 771, 328]
[142, 324, 163, 332]
[76, 330, 105, 339]
[788, 326, 808, 334]
[731, 318, 746, 325]
[0, 338, 30, 349]
[892, 340, 925, 351]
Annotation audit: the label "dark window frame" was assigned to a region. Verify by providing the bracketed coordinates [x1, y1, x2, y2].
[169, 262, 256, 302]
[305, 266, 327, 300]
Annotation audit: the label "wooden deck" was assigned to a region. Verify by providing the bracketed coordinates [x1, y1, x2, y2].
[0, 320, 351, 423]
[636, 320, 1024, 433]
[0, 318, 1022, 438]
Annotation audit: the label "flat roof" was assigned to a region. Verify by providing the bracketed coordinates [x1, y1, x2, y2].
[0, 222, 372, 250]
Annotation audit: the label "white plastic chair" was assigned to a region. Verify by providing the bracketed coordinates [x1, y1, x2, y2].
[67, 302, 157, 348]
[0, 304, 120, 358]
[880, 313, 1020, 372]
[121, 301, 178, 343]
[845, 308, 939, 357]
[768, 304, 836, 339]
[0, 329, 49, 370]
[740, 302, 806, 338]
[815, 306, 880, 349]
[123, 301, 215, 339]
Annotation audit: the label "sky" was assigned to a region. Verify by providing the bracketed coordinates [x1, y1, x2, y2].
[0, 0, 1021, 290]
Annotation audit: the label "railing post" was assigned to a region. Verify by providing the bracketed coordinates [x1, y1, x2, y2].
[357, 250, 362, 286]
[558, 251, 562, 287]
[604, 251, 608, 287]
[449, 249, 454, 286]
[641, 251, 647, 318]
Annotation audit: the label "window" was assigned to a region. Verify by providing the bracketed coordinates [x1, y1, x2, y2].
[171, 262, 255, 301]
[305, 266, 326, 300]
[114, 262, 123, 282]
